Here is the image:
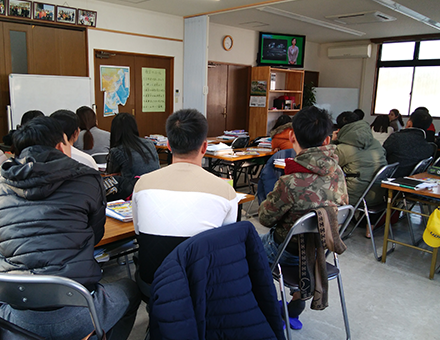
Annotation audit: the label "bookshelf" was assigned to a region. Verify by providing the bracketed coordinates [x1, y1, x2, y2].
[248, 66, 304, 139]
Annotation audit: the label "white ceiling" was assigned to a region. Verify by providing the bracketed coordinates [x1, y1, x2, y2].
[96, 0, 440, 43]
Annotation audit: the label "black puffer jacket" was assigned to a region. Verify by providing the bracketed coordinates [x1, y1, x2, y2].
[0, 145, 106, 290]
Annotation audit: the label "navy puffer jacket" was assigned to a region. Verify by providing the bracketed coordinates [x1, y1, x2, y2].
[149, 221, 285, 340]
[0, 145, 106, 290]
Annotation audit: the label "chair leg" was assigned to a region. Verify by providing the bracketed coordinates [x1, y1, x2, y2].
[277, 264, 293, 340]
[333, 254, 351, 340]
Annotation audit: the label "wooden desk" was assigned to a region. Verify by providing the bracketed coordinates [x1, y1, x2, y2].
[381, 172, 440, 279]
[204, 148, 274, 189]
[97, 193, 255, 247]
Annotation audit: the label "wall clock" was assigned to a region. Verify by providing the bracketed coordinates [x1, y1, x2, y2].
[223, 35, 233, 51]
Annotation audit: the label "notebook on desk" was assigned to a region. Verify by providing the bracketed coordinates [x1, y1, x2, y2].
[382, 177, 437, 190]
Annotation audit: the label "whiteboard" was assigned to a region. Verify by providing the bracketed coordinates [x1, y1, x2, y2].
[314, 87, 359, 123]
[8, 74, 93, 129]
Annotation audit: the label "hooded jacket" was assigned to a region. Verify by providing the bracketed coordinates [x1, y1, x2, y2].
[0, 146, 106, 290]
[334, 120, 387, 206]
[270, 123, 293, 151]
[258, 144, 348, 248]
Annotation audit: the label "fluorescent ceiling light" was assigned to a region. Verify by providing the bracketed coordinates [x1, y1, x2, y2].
[257, 6, 366, 36]
[372, 0, 440, 30]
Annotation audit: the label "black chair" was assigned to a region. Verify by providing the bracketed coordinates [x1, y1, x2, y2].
[341, 162, 400, 260]
[0, 273, 105, 340]
[91, 152, 108, 165]
[231, 136, 250, 149]
[271, 205, 354, 340]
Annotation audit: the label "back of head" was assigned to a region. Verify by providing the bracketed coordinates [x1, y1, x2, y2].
[353, 109, 365, 120]
[20, 110, 44, 126]
[51, 110, 79, 140]
[371, 115, 390, 133]
[110, 112, 139, 147]
[410, 109, 432, 131]
[76, 106, 97, 150]
[271, 114, 292, 131]
[13, 116, 64, 156]
[336, 111, 360, 129]
[291, 106, 333, 149]
[166, 109, 208, 155]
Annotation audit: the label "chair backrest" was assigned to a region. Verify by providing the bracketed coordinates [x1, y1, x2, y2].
[248, 136, 267, 147]
[231, 136, 250, 149]
[352, 162, 400, 211]
[270, 205, 354, 272]
[433, 155, 440, 167]
[0, 273, 104, 340]
[409, 156, 433, 176]
[91, 152, 108, 164]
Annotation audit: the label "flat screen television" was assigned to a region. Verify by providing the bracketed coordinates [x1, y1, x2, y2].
[257, 32, 306, 68]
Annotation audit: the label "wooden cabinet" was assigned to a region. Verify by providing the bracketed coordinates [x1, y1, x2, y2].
[248, 66, 304, 139]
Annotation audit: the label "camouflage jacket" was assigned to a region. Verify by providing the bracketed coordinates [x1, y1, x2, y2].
[258, 144, 349, 249]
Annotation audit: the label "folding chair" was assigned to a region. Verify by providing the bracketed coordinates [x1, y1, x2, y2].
[271, 205, 354, 340]
[0, 273, 105, 340]
[341, 162, 400, 260]
[91, 152, 108, 164]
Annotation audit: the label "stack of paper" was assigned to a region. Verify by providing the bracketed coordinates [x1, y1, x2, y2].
[273, 159, 286, 167]
[146, 134, 168, 146]
[206, 142, 233, 155]
[223, 130, 249, 138]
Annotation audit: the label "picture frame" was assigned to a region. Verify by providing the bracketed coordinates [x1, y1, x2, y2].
[56, 5, 76, 24]
[0, 0, 7, 16]
[78, 9, 97, 27]
[33, 2, 55, 21]
[8, 0, 31, 18]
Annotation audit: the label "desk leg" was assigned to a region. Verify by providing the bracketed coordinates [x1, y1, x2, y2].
[237, 204, 242, 221]
[381, 189, 394, 263]
[430, 247, 439, 279]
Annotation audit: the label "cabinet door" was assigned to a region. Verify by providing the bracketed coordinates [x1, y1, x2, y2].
[2, 22, 33, 75]
[207, 64, 228, 136]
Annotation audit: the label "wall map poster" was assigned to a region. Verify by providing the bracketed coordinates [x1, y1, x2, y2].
[100, 65, 130, 116]
[142, 68, 166, 112]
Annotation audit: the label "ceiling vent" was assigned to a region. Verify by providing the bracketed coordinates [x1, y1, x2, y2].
[239, 21, 269, 28]
[326, 11, 396, 25]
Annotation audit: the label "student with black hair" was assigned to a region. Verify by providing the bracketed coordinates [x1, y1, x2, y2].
[270, 114, 293, 151]
[259, 106, 349, 330]
[332, 111, 387, 213]
[384, 108, 435, 178]
[370, 115, 393, 145]
[2, 110, 44, 147]
[389, 108, 404, 132]
[0, 116, 141, 340]
[75, 106, 110, 155]
[106, 112, 160, 200]
[353, 108, 365, 120]
[51, 109, 99, 170]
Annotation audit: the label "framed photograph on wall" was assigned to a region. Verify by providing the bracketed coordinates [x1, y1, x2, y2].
[0, 0, 7, 16]
[78, 9, 97, 27]
[8, 0, 31, 18]
[33, 2, 55, 21]
[56, 5, 76, 24]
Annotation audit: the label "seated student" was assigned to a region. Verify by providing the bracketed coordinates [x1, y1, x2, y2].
[270, 114, 293, 151]
[75, 106, 110, 155]
[389, 108, 404, 132]
[353, 108, 365, 120]
[0, 117, 140, 340]
[2, 110, 44, 147]
[133, 109, 238, 286]
[51, 109, 99, 170]
[106, 112, 160, 201]
[371, 115, 393, 145]
[332, 111, 387, 208]
[383, 108, 434, 178]
[259, 106, 349, 330]
[415, 107, 436, 142]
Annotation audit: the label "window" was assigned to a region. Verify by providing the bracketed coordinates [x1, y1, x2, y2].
[373, 39, 440, 118]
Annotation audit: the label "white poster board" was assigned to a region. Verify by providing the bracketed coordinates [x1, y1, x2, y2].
[8, 74, 93, 129]
[314, 87, 359, 123]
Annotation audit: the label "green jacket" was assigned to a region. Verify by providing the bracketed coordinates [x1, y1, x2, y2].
[334, 120, 387, 206]
[258, 144, 349, 247]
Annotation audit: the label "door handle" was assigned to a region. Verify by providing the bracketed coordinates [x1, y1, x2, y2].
[222, 107, 227, 118]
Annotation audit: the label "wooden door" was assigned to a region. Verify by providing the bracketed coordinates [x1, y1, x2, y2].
[207, 64, 228, 136]
[207, 63, 250, 137]
[94, 51, 136, 132]
[134, 54, 174, 137]
[94, 50, 174, 137]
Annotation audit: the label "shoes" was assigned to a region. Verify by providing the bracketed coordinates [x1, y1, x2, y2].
[278, 300, 303, 330]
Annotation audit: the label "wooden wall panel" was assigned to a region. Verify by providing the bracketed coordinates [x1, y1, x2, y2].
[32, 25, 60, 75]
[58, 29, 87, 76]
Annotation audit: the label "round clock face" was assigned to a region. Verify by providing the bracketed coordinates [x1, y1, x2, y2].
[223, 35, 233, 51]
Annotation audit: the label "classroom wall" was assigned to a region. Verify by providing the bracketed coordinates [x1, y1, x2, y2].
[47, 0, 184, 112]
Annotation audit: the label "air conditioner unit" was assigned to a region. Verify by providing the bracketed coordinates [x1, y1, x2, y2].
[327, 44, 372, 59]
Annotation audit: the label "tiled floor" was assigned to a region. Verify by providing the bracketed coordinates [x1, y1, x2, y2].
[101, 201, 440, 340]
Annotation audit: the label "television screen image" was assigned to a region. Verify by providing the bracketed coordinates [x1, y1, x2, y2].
[258, 32, 306, 68]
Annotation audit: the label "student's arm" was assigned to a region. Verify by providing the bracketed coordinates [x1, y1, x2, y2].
[258, 177, 293, 227]
[88, 176, 106, 245]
